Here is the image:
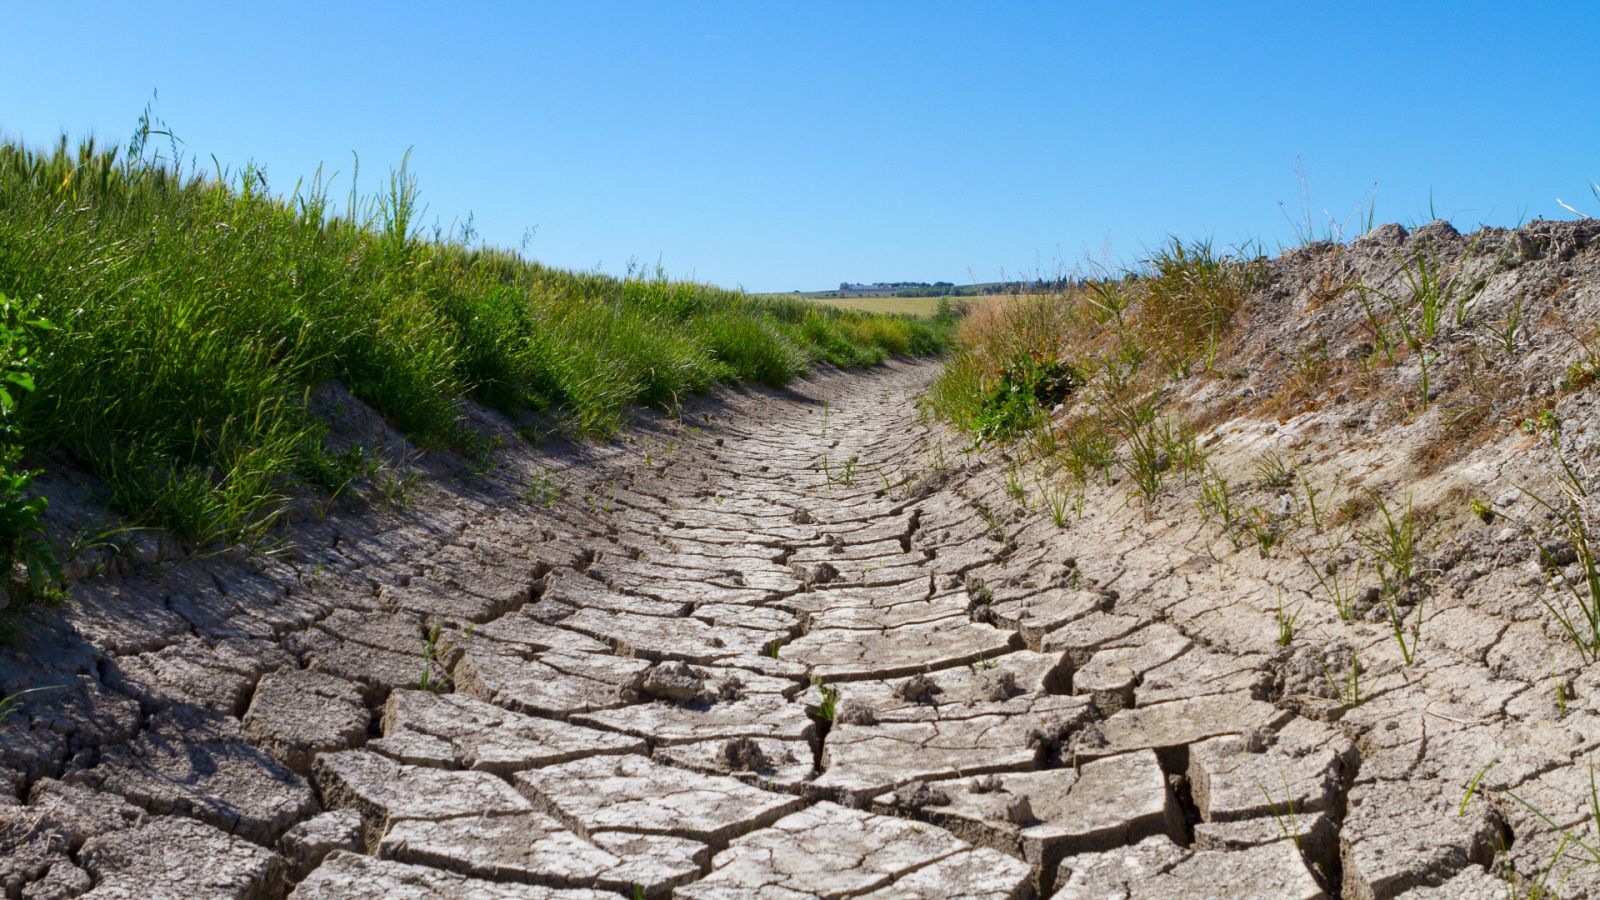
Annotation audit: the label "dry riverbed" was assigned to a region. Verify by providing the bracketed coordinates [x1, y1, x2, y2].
[0, 335, 1594, 896]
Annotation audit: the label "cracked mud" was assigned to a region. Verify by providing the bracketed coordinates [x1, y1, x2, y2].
[2, 332, 1592, 899]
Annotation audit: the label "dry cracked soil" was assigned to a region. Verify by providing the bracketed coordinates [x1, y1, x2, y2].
[1, 307, 1594, 899]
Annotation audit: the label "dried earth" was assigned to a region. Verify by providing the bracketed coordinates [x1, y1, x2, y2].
[4, 220, 1600, 898]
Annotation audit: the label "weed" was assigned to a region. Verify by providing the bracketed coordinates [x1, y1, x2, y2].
[1357, 287, 1398, 365]
[1359, 493, 1421, 598]
[1552, 664, 1571, 715]
[1298, 472, 1324, 532]
[1522, 473, 1600, 663]
[1274, 591, 1302, 646]
[1036, 474, 1074, 527]
[1254, 451, 1294, 492]
[1498, 766, 1600, 888]
[1244, 508, 1284, 558]
[300, 443, 378, 511]
[375, 469, 423, 508]
[976, 504, 1006, 543]
[1196, 467, 1240, 537]
[1156, 418, 1205, 481]
[1460, 757, 1499, 816]
[419, 622, 471, 693]
[0, 292, 57, 600]
[1259, 776, 1303, 852]
[1003, 465, 1028, 509]
[1491, 294, 1525, 356]
[1139, 237, 1255, 376]
[1060, 418, 1117, 484]
[1522, 410, 1561, 439]
[1109, 392, 1167, 505]
[972, 352, 1083, 445]
[1317, 648, 1362, 709]
[1469, 497, 1495, 524]
[1303, 549, 1361, 621]
[807, 682, 839, 723]
[823, 454, 859, 485]
[1358, 493, 1425, 664]
[524, 468, 564, 507]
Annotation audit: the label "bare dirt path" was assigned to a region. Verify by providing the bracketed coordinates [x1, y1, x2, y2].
[0, 357, 1540, 898]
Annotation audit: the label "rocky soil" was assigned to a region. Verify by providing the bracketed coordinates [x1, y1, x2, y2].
[3, 220, 1600, 898]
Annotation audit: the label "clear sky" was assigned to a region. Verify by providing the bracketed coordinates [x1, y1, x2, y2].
[4, 3, 1597, 292]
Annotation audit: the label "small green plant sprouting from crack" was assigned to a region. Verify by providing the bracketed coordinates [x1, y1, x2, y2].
[1244, 507, 1283, 558]
[1317, 648, 1362, 710]
[1358, 493, 1424, 665]
[1303, 549, 1361, 622]
[1003, 464, 1028, 509]
[524, 468, 563, 507]
[971, 651, 998, 671]
[766, 639, 782, 660]
[1259, 775, 1303, 853]
[1156, 418, 1205, 483]
[1491, 294, 1524, 356]
[822, 454, 859, 486]
[376, 469, 423, 508]
[976, 504, 1006, 544]
[1274, 591, 1302, 646]
[965, 575, 995, 608]
[419, 622, 472, 693]
[464, 432, 505, 478]
[1060, 418, 1116, 485]
[1562, 331, 1600, 392]
[1109, 394, 1168, 506]
[1253, 451, 1294, 492]
[1522, 409, 1561, 439]
[1298, 472, 1324, 533]
[1523, 491, 1600, 663]
[1196, 466, 1242, 548]
[1459, 756, 1499, 817]
[1036, 474, 1075, 528]
[1469, 496, 1495, 524]
[1551, 658, 1571, 715]
[807, 682, 839, 723]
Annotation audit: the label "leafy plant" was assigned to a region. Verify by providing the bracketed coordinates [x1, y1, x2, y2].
[971, 352, 1083, 445]
[807, 682, 839, 723]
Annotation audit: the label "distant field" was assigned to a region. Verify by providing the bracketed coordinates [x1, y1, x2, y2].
[807, 295, 945, 316]
[745, 292, 1003, 318]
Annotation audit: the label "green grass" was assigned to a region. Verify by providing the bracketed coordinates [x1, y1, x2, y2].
[0, 133, 951, 548]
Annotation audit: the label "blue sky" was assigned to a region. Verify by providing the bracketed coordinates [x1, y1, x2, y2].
[4, 2, 1597, 291]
